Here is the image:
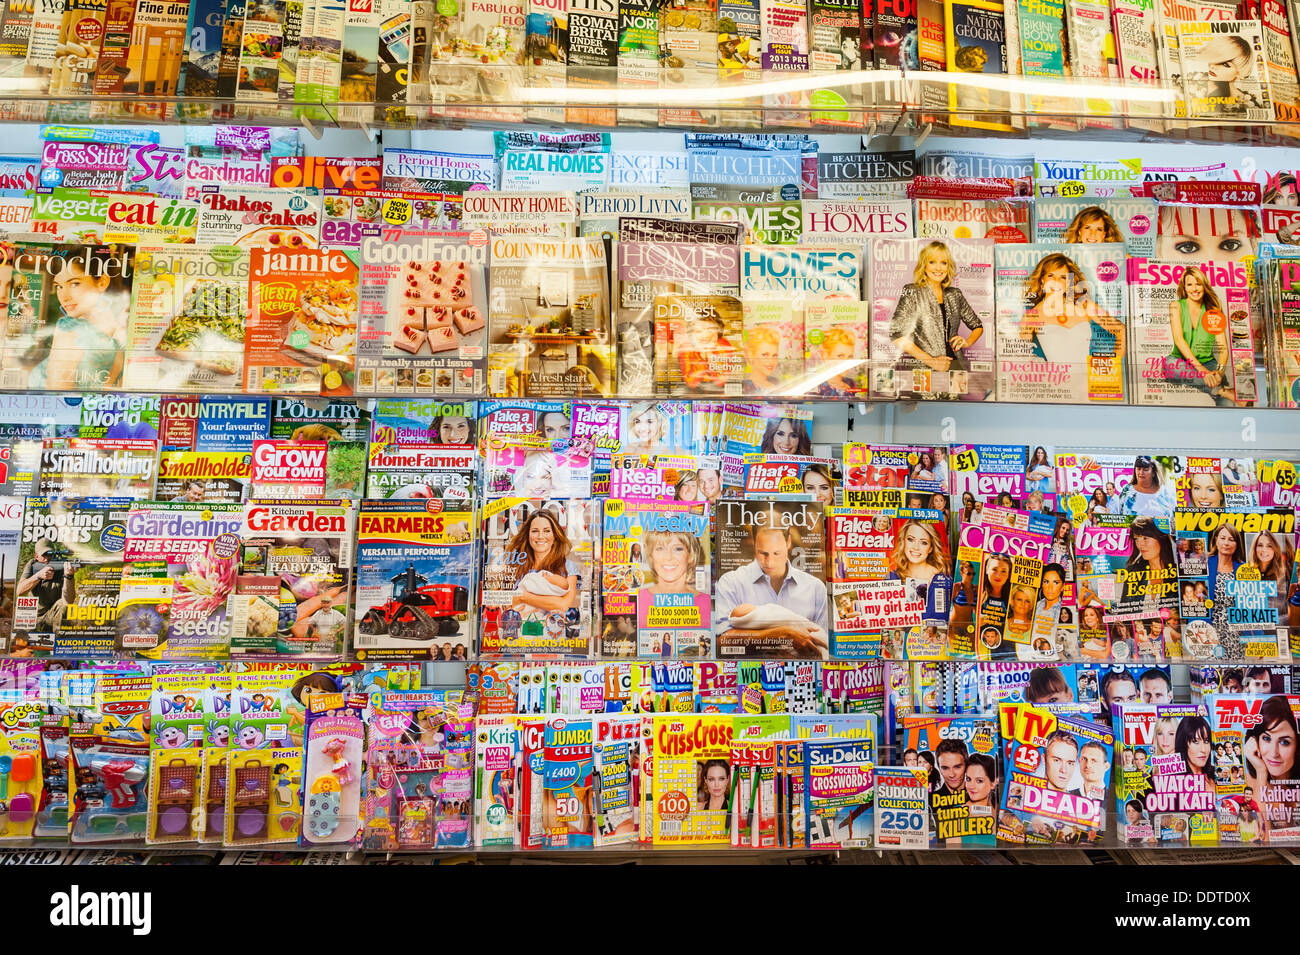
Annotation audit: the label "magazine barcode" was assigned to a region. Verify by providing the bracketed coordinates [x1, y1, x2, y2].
[0, 370, 22, 388]
[658, 820, 683, 837]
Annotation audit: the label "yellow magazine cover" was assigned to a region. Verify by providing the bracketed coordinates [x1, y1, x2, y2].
[651, 713, 734, 846]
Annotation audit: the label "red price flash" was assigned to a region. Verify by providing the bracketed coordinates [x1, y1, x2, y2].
[1014, 744, 1041, 772]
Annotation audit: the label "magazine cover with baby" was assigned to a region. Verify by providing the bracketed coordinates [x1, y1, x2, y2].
[602, 498, 712, 659]
[995, 242, 1129, 404]
[868, 237, 995, 402]
[479, 498, 597, 657]
[714, 499, 829, 660]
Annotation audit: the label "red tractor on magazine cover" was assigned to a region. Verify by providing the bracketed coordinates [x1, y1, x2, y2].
[357, 564, 469, 640]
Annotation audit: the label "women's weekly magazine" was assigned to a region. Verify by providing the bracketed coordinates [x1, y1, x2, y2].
[994, 242, 1129, 404]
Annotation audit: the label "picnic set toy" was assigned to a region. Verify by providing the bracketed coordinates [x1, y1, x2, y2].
[146, 673, 207, 843]
[224, 747, 302, 846]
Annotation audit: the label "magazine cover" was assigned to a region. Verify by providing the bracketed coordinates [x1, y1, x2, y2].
[1033, 197, 1159, 256]
[740, 244, 862, 398]
[994, 242, 1129, 404]
[483, 433, 592, 499]
[479, 498, 597, 656]
[997, 700, 1115, 844]
[2, 242, 134, 391]
[365, 443, 476, 503]
[1128, 257, 1256, 407]
[742, 453, 836, 501]
[243, 246, 359, 398]
[487, 235, 611, 399]
[952, 507, 1056, 661]
[193, 187, 323, 249]
[356, 229, 486, 398]
[691, 182, 803, 244]
[899, 713, 1000, 845]
[841, 442, 949, 506]
[1174, 506, 1294, 662]
[802, 737, 874, 847]
[10, 496, 132, 657]
[943, 0, 1015, 132]
[353, 500, 474, 662]
[1206, 692, 1300, 844]
[1114, 702, 1218, 845]
[37, 438, 157, 498]
[1178, 19, 1273, 121]
[117, 501, 243, 659]
[233, 498, 354, 659]
[870, 237, 996, 401]
[125, 245, 248, 393]
[651, 713, 734, 845]
[874, 766, 931, 847]
[949, 444, 1030, 512]
[602, 499, 712, 658]
[616, 237, 741, 397]
[713, 499, 829, 659]
[653, 292, 745, 398]
[914, 193, 1031, 242]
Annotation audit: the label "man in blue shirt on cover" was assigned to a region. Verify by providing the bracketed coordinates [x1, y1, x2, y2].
[714, 523, 828, 658]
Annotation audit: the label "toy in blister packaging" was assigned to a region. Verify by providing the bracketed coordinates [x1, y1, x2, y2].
[146, 748, 202, 844]
[224, 748, 302, 846]
[35, 719, 70, 838]
[198, 672, 232, 844]
[299, 691, 366, 847]
[69, 736, 150, 843]
[0, 700, 44, 840]
[94, 674, 151, 744]
[362, 690, 476, 850]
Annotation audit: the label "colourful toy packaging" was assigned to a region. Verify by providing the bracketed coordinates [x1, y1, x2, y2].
[224, 747, 302, 846]
[362, 690, 475, 850]
[299, 690, 367, 847]
[0, 699, 44, 840]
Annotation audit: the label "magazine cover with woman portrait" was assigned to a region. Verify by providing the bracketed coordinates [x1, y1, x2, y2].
[1103, 514, 1180, 663]
[720, 401, 814, 487]
[1177, 20, 1272, 122]
[997, 700, 1115, 845]
[1174, 507, 1295, 662]
[956, 505, 1055, 662]
[651, 712, 734, 845]
[3, 242, 134, 391]
[1207, 693, 1300, 844]
[1032, 197, 1158, 256]
[479, 498, 597, 656]
[353, 500, 475, 662]
[483, 433, 594, 500]
[1128, 257, 1256, 407]
[1155, 197, 1264, 358]
[994, 242, 1129, 404]
[602, 498, 712, 659]
[713, 499, 828, 659]
[869, 237, 995, 401]
[1114, 702, 1218, 845]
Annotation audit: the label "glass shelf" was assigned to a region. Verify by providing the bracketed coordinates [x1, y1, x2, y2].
[2, 70, 1300, 144]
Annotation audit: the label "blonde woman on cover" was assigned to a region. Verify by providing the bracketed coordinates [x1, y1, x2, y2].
[639, 530, 705, 597]
[1168, 265, 1234, 407]
[888, 241, 984, 374]
[623, 402, 668, 456]
[815, 326, 861, 396]
[1019, 252, 1125, 368]
[887, 520, 949, 587]
[745, 325, 784, 394]
[1063, 206, 1124, 244]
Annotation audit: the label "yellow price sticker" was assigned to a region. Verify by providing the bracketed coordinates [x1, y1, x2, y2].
[1059, 181, 1087, 198]
[953, 448, 980, 472]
